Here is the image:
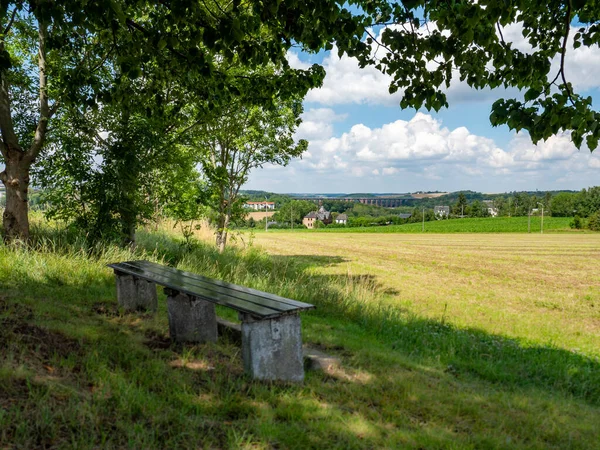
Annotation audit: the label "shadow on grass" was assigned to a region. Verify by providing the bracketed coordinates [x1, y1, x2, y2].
[1, 228, 599, 447]
[139, 231, 600, 406]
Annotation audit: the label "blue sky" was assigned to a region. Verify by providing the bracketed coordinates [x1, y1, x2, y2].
[246, 23, 600, 194]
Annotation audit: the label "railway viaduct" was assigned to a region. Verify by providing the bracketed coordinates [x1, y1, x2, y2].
[294, 197, 410, 208]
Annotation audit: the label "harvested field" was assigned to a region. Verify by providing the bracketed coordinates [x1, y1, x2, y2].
[253, 232, 600, 357]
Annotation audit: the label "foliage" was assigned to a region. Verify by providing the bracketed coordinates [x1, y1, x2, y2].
[570, 215, 584, 229]
[272, 200, 316, 225]
[241, 190, 293, 207]
[363, 1, 600, 150]
[36, 97, 203, 244]
[193, 85, 306, 252]
[3, 0, 600, 242]
[588, 211, 600, 231]
[452, 192, 468, 216]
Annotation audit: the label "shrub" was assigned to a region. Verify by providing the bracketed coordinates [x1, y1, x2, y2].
[587, 211, 600, 231]
[570, 215, 583, 229]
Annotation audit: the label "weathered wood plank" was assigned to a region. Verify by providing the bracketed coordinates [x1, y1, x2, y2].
[130, 260, 313, 309]
[121, 261, 307, 312]
[107, 260, 314, 319]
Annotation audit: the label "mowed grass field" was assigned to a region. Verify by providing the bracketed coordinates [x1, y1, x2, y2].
[252, 232, 600, 358]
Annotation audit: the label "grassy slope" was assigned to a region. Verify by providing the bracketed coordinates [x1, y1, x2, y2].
[1, 223, 599, 449]
[272, 216, 574, 233]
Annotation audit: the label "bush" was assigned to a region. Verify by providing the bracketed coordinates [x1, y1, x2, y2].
[570, 215, 583, 229]
[587, 211, 600, 231]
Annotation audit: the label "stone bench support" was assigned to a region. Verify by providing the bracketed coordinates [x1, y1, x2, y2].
[240, 313, 304, 382]
[165, 288, 218, 343]
[115, 271, 157, 312]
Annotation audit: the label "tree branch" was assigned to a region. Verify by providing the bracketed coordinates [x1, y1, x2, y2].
[3, 5, 18, 36]
[0, 70, 22, 159]
[27, 17, 50, 162]
[559, 0, 575, 105]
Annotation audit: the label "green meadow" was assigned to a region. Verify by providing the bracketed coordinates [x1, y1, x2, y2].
[1, 219, 599, 448]
[276, 216, 574, 233]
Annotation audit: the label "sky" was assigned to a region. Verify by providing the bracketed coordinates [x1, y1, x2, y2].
[245, 23, 600, 195]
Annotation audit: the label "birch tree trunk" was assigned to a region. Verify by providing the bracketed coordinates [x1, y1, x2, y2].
[217, 212, 230, 254]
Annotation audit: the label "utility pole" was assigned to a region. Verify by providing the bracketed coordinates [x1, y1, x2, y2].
[265, 197, 268, 232]
[528, 210, 531, 233]
[291, 203, 293, 230]
[537, 202, 544, 234]
[422, 208, 425, 232]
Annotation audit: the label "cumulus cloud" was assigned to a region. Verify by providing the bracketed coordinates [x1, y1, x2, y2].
[294, 112, 502, 175]
[285, 111, 600, 191]
[301, 50, 401, 106]
[295, 108, 347, 141]
[249, 119, 600, 192]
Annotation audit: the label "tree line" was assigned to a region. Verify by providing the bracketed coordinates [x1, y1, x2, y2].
[2, 1, 600, 250]
[239, 188, 600, 230]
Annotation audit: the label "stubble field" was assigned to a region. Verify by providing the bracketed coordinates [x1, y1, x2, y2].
[253, 232, 600, 357]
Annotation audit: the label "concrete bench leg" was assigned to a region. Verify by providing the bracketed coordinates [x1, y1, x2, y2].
[165, 289, 217, 343]
[240, 313, 304, 382]
[114, 272, 157, 312]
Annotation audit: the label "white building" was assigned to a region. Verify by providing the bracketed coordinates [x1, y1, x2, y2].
[244, 201, 275, 210]
[335, 213, 348, 225]
[434, 205, 450, 218]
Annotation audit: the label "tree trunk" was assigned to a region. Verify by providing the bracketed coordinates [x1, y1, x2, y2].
[215, 210, 231, 254]
[0, 152, 30, 242]
[0, 15, 51, 243]
[218, 213, 230, 253]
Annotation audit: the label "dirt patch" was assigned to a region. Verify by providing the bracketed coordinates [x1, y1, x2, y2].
[0, 297, 34, 320]
[92, 302, 121, 317]
[0, 377, 29, 409]
[144, 330, 173, 351]
[1, 298, 82, 367]
[9, 322, 81, 361]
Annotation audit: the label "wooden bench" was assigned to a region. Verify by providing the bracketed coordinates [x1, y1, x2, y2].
[107, 260, 315, 382]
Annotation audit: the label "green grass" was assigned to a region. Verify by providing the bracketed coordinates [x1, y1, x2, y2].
[1, 220, 599, 448]
[265, 216, 575, 233]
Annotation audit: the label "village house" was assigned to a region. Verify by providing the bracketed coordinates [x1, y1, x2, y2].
[335, 213, 348, 225]
[483, 200, 498, 217]
[244, 201, 275, 210]
[434, 205, 450, 219]
[303, 206, 333, 229]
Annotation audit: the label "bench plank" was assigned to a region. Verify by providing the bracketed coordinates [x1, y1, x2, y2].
[131, 260, 312, 309]
[125, 260, 307, 311]
[108, 260, 314, 319]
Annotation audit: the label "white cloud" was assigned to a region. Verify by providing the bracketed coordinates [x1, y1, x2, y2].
[286, 51, 311, 70]
[382, 167, 399, 175]
[284, 111, 600, 191]
[302, 50, 401, 106]
[295, 108, 347, 141]
[294, 112, 503, 175]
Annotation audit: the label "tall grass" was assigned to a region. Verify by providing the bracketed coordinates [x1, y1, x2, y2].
[17, 218, 600, 403]
[1, 217, 599, 448]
